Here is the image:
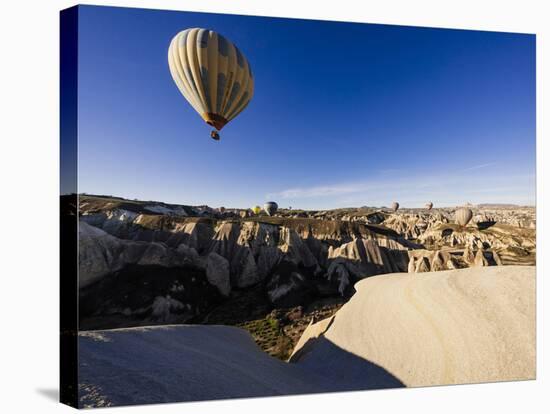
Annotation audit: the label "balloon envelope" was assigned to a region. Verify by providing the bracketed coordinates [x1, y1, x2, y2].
[264, 202, 278, 216]
[455, 207, 473, 226]
[391, 202, 399, 212]
[251, 205, 261, 215]
[168, 28, 254, 131]
[425, 202, 433, 210]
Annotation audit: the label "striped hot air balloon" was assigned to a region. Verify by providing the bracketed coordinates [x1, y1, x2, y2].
[168, 28, 254, 140]
[455, 207, 473, 226]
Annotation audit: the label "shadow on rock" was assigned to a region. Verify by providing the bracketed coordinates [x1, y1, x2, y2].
[78, 325, 404, 407]
[292, 335, 405, 391]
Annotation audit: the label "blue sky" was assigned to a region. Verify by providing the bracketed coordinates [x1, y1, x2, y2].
[76, 5, 535, 209]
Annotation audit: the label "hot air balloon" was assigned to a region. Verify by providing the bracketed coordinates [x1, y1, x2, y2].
[264, 201, 278, 216]
[251, 205, 261, 215]
[455, 207, 473, 226]
[168, 28, 254, 141]
[391, 202, 399, 212]
[425, 202, 433, 210]
[219, 206, 226, 213]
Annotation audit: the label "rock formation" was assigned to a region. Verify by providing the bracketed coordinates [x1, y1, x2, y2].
[291, 266, 535, 387]
[77, 266, 535, 407]
[76, 195, 535, 334]
[78, 199, 418, 329]
[206, 253, 231, 296]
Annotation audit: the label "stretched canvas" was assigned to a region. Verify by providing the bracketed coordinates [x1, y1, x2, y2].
[60, 4, 536, 409]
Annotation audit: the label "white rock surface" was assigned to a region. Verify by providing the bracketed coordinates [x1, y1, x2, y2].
[206, 253, 231, 296]
[78, 324, 386, 407]
[78, 266, 535, 407]
[293, 265, 535, 387]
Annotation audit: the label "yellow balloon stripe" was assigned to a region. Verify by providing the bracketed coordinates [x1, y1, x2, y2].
[168, 32, 202, 115]
[192, 29, 211, 114]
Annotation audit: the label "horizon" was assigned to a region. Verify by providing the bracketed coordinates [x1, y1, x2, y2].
[75, 192, 535, 210]
[73, 5, 536, 209]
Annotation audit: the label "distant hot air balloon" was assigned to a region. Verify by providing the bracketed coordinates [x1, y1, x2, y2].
[264, 201, 278, 216]
[455, 207, 473, 226]
[219, 206, 226, 213]
[391, 202, 399, 212]
[425, 202, 433, 210]
[168, 28, 254, 141]
[251, 205, 261, 215]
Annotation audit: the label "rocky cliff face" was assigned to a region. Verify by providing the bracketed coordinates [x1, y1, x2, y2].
[76, 196, 534, 339]
[79, 208, 416, 328]
[418, 223, 536, 264]
[382, 212, 449, 239]
[373, 212, 535, 268]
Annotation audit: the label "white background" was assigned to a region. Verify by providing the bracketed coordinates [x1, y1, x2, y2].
[0, 0, 547, 412]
